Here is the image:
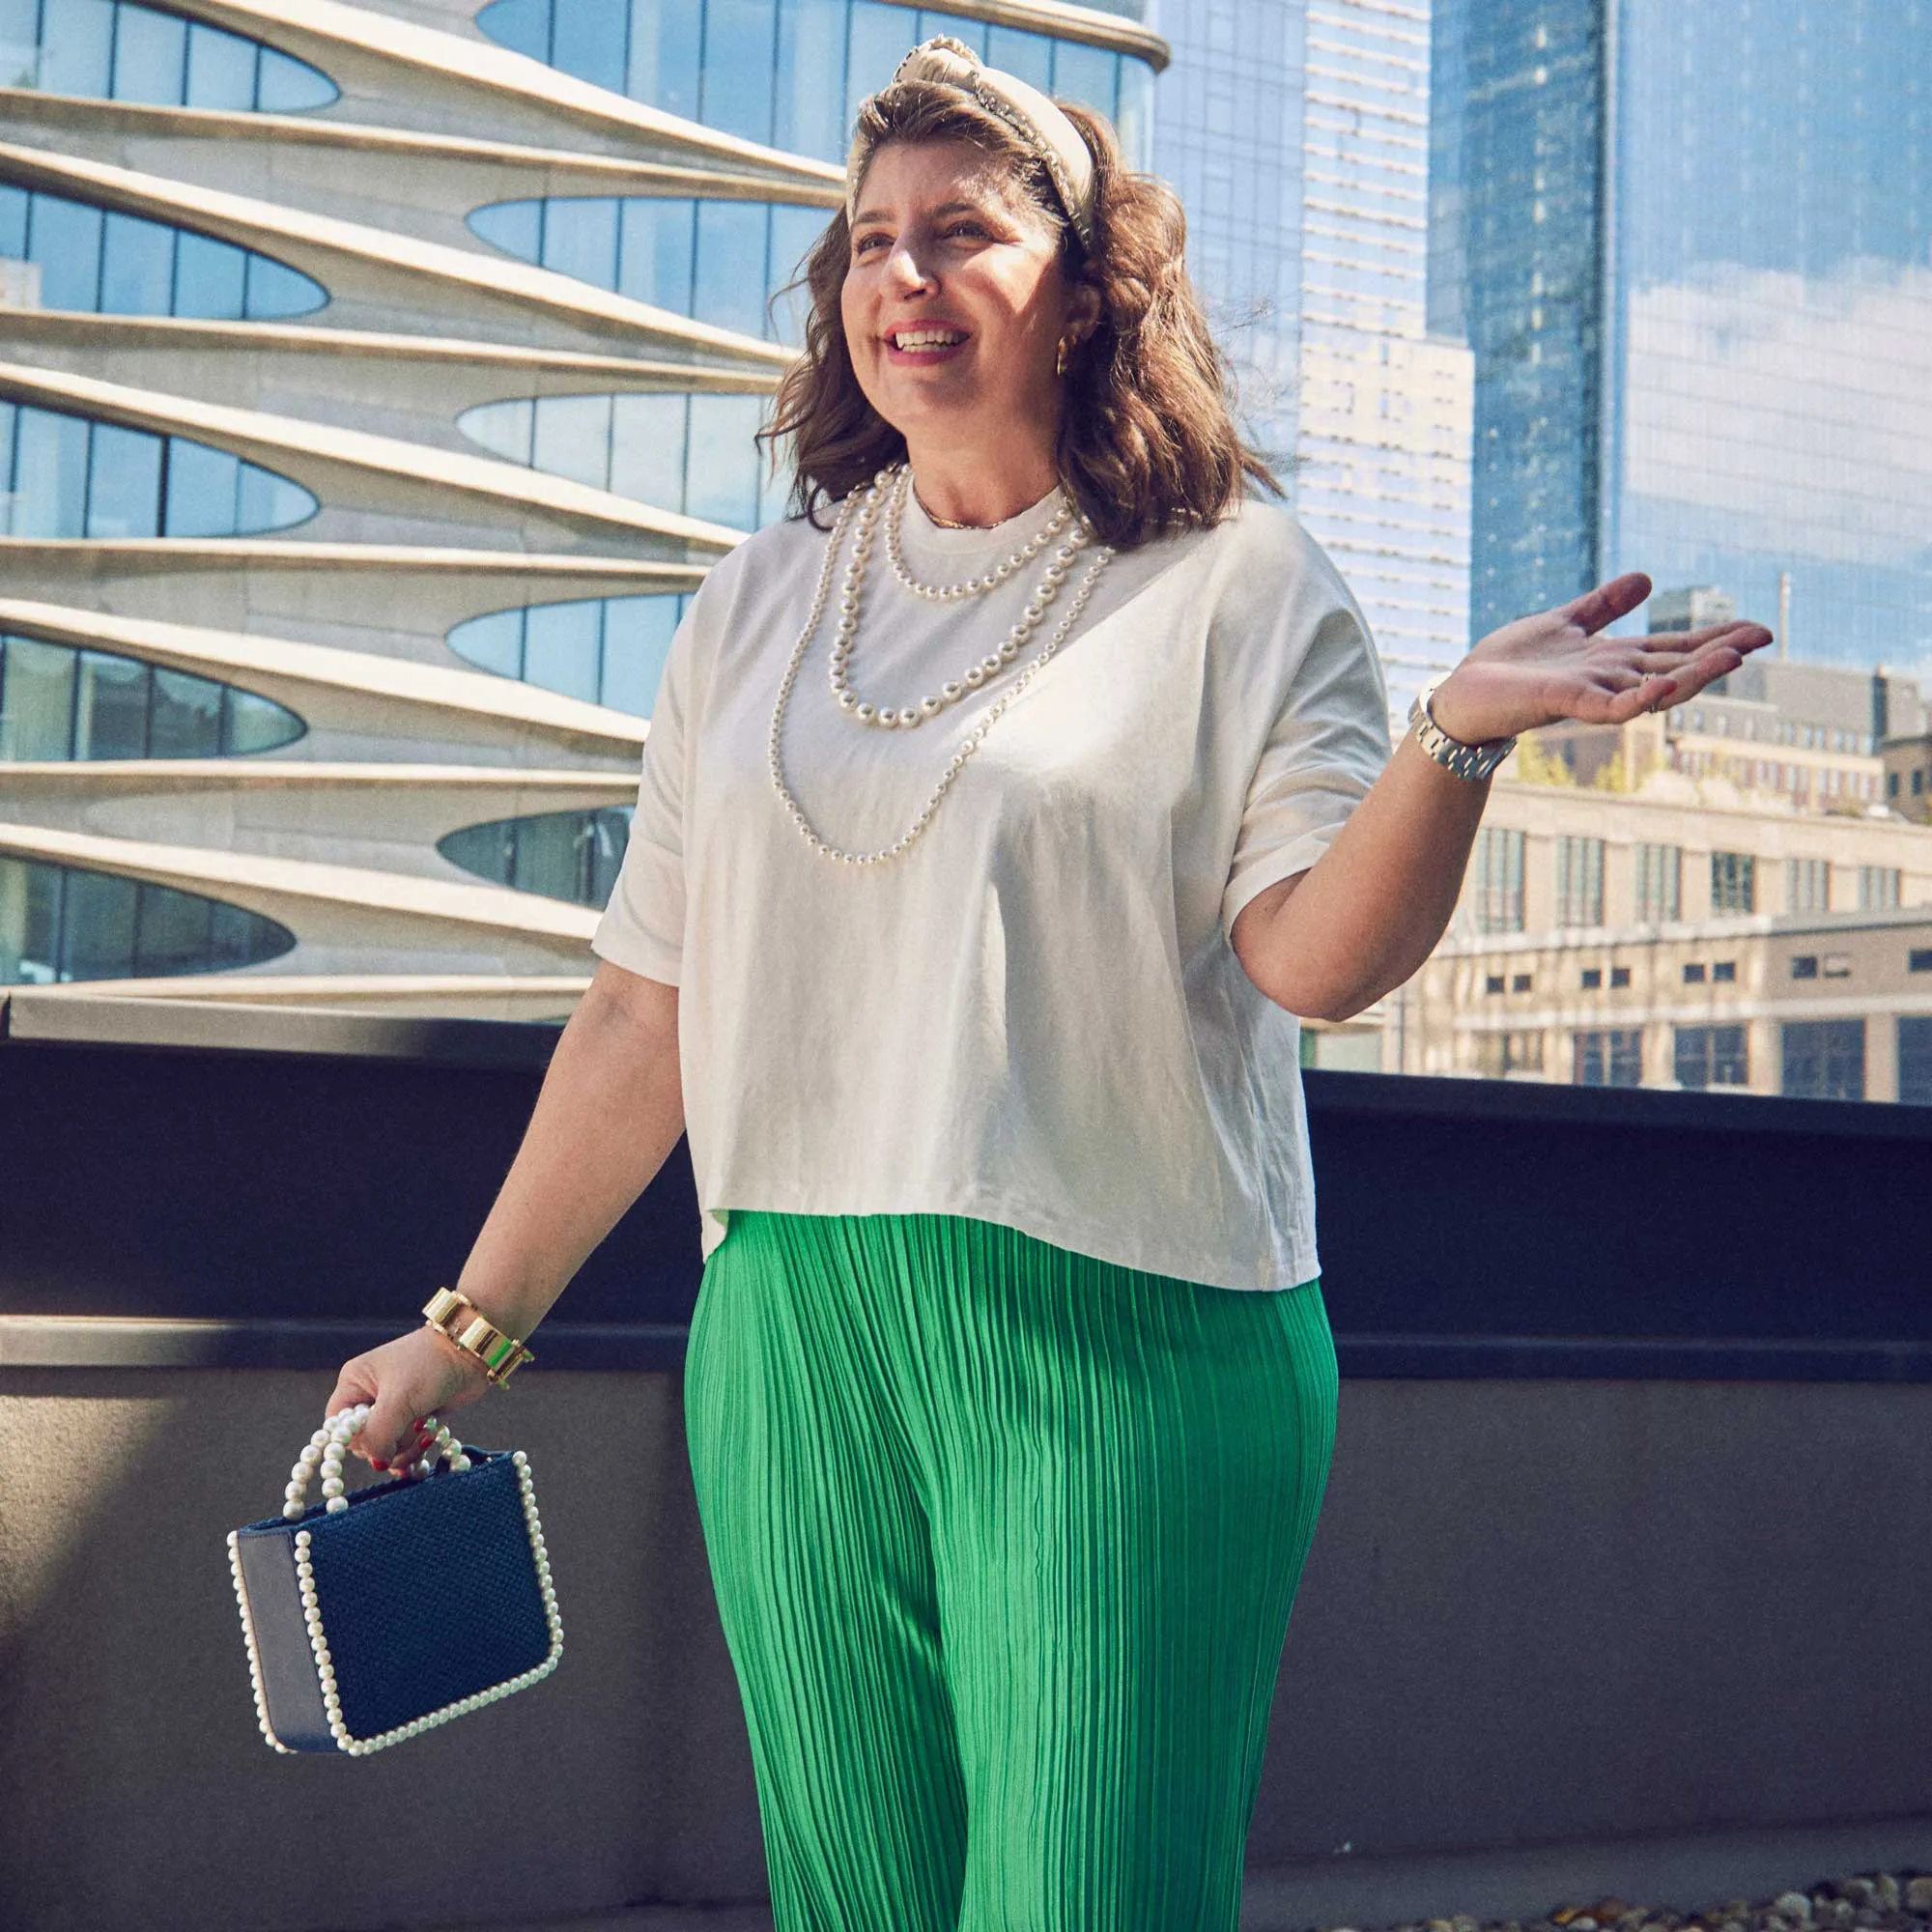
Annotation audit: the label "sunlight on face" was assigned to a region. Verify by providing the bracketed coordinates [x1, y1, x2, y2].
[841, 137, 1078, 459]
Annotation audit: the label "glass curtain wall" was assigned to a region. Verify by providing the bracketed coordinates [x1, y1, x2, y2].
[439, 807, 635, 908]
[0, 633, 304, 759]
[475, 0, 1152, 169]
[1433, 0, 1932, 672]
[448, 595, 690, 718]
[0, 0, 337, 107]
[0, 400, 317, 537]
[0, 183, 326, 318]
[1147, 0, 1306, 468]
[1292, 0, 1472, 715]
[0, 855, 296, 983]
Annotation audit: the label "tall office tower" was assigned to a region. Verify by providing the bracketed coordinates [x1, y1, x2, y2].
[1432, 0, 1932, 668]
[1143, 0, 1307, 465]
[1154, 0, 1474, 725]
[0, 0, 1165, 1012]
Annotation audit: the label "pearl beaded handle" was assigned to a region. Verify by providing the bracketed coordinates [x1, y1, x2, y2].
[280, 1406, 474, 1521]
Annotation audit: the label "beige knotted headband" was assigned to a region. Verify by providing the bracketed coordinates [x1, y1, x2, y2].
[844, 36, 1099, 254]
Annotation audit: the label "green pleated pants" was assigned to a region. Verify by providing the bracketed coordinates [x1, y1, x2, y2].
[682, 1210, 1339, 1932]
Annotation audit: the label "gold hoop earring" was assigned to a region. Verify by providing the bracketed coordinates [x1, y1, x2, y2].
[1055, 335, 1071, 379]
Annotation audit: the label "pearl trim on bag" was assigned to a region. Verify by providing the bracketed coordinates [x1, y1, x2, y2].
[227, 1444, 563, 1755]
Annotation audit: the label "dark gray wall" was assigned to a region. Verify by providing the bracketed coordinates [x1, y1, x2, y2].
[4, 1366, 1929, 1932]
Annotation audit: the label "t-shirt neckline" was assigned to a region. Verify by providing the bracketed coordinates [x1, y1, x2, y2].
[896, 469, 1069, 560]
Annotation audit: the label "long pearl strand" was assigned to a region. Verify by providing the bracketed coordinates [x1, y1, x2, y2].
[887, 464, 1075, 603]
[769, 473, 1116, 867]
[832, 466, 1091, 730]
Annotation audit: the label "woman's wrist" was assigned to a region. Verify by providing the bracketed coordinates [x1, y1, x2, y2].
[421, 1286, 537, 1387]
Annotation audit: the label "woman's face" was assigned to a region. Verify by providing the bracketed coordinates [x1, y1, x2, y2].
[841, 136, 1086, 462]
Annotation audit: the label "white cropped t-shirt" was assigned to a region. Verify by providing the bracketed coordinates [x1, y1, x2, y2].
[591, 486, 1392, 1292]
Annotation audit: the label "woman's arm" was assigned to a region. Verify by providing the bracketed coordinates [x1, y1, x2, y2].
[324, 957, 683, 1467]
[1232, 573, 1772, 1022]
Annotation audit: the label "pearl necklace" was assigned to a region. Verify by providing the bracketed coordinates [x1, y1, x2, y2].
[769, 475, 1116, 867]
[835, 465, 1090, 730]
[887, 463, 1076, 604]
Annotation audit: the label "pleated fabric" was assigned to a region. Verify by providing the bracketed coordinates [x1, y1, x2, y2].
[681, 1210, 1339, 1932]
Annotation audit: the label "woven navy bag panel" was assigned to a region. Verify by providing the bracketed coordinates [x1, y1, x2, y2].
[228, 1446, 562, 1754]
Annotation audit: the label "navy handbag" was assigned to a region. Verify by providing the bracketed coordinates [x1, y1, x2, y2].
[225, 1405, 562, 1754]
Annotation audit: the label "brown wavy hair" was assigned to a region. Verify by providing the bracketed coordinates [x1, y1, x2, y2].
[757, 78, 1280, 552]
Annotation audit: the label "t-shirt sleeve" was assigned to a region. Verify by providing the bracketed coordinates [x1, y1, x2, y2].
[1221, 565, 1394, 940]
[590, 602, 698, 986]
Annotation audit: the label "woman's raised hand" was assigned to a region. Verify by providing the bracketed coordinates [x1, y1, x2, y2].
[1428, 572, 1774, 750]
[323, 1326, 491, 1473]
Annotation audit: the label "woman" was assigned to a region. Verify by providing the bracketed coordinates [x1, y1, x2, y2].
[327, 39, 1767, 1930]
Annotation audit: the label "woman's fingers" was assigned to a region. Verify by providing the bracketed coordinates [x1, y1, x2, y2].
[1560, 571, 1653, 636]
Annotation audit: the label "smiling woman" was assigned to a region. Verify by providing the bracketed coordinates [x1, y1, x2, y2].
[766, 65, 1270, 546]
[323, 32, 1772, 1932]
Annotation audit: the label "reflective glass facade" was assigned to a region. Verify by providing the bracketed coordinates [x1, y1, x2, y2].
[469, 197, 826, 345]
[1153, 0, 1471, 717]
[439, 807, 633, 908]
[0, 0, 337, 108]
[0, 854, 296, 982]
[0, 183, 326, 318]
[1291, 0, 1472, 701]
[459, 389, 781, 533]
[1148, 0, 1306, 463]
[475, 0, 1151, 168]
[0, 631, 304, 759]
[0, 399, 317, 537]
[448, 594, 691, 718]
[1433, 0, 1932, 670]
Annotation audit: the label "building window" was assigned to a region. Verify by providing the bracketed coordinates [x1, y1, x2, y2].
[447, 594, 689, 718]
[1476, 1030, 1545, 1077]
[1511, 972, 1532, 993]
[1859, 867, 1901, 911]
[1791, 955, 1819, 980]
[468, 196, 830, 348]
[1574, 1028, 1643, 1088]
[1683, 962, 1706, 983]
[2, 0, 338, 110]
[1675, 1024, 1748, 1090]
[1887, 772, 1899, 797]
[438, 808, 633, 908]
[0, 632, 302, 759]
[0, 183, 325, 320]
[1915, 770, 1925, 796]
[0, 401, 315, 538]
[1634, 842, 1681, 923]
[1910, 950, 1932, 973]
[1898, 1017, 1932, 1106]
[1485, 974, 1505, 994]
[1823, 953, 1852, 979]
[1780, 1019, 1865, 1101]
[1786, 857, 1831, 914]
[475, 0, 1153, 170]
[1580, 967, 1602, 989]
[1610, 965, 1631, 988]
[1711, 851, 1755, 915]
[0, 855, 294, 983]
[1554, 835, 1605, 927]
[1713, 960, 1736, 982]
[1473, 827, 1524, 933]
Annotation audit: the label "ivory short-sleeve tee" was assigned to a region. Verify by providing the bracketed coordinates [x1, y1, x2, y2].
[592, 485, 1391, 1292]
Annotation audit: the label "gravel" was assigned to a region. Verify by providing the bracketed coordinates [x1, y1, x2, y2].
[1317, 1871, 1932, 1932]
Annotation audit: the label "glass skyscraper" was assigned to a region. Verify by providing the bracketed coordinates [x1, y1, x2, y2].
[1433, 0, 1932, 669]
[1153, 0, 1474, 723]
